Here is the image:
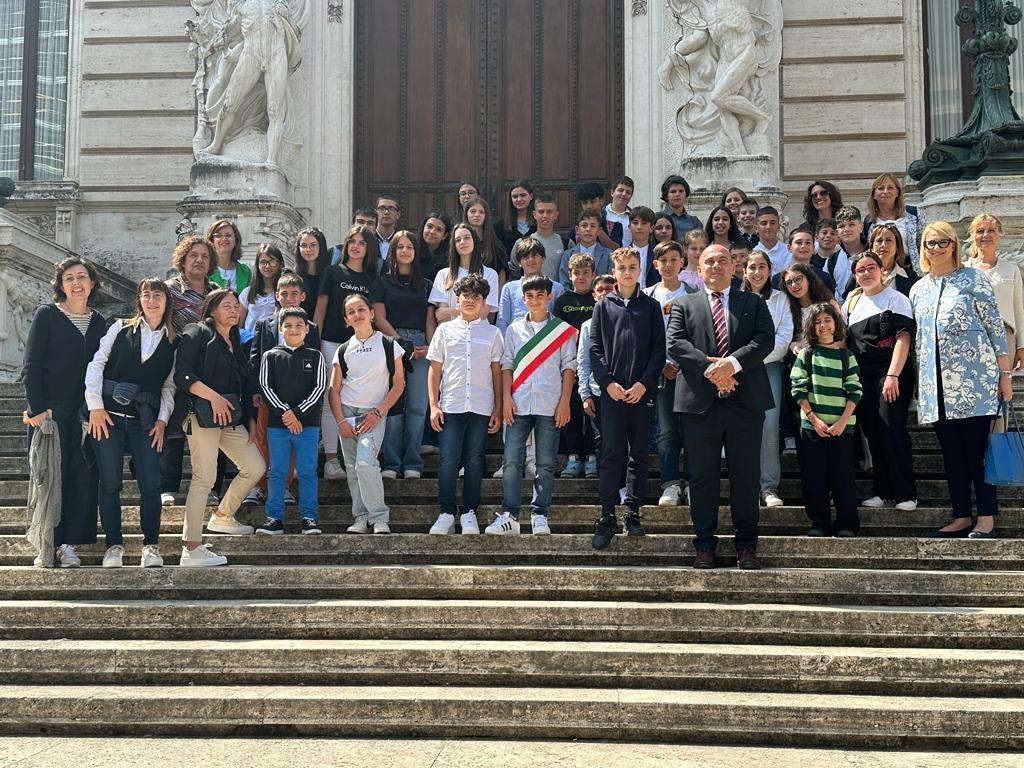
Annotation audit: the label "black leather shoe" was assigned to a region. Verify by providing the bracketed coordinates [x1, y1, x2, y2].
[592, 515, 617, 550]
[623, 514, 645, 536]
[925, 525, 972, 538]
[693, 549, 716, 569]
[736, 548, 763, 570]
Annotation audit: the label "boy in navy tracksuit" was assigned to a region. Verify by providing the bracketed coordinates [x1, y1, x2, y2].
[256, 308, 328, 535]
[589, 247, 666, 549]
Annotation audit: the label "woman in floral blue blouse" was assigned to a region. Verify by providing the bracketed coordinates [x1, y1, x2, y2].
[910, 221, 1012, 539]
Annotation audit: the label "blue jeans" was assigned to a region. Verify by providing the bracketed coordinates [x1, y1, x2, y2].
[760, 361, 783, 492]
[266, 426, 319, 520]
[437, 411, 489, 515]
[502, 414, 559, 518]
[92, 413, 161, 546]
[382, 328, 429, 474]
[340, 405, 389, 524]
[656, 378, 689, 488]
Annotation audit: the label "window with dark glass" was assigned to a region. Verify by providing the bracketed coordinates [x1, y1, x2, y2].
[0, 0, 70, 181]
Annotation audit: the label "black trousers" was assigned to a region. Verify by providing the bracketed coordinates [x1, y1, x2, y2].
[858, 367, 917, 502]
[680, 397, 763, 552]
[560, 388, 595, 457]
[933, 414, 997, 518]
[597, 393, 655, 516]
[798, 429, 859, 532]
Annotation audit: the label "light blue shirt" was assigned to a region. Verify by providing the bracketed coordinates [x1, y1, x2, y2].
[577, 319, 601, 399]
[497, 278, 565, 334]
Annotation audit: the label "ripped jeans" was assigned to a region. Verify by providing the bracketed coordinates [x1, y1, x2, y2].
[339, 404, 390, 524]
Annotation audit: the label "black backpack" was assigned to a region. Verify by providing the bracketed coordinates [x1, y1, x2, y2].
[339, 334, 415, 416]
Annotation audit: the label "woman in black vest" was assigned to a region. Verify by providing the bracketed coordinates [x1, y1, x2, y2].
[22, 256, 106, 567]
[85, 278, 176, 568]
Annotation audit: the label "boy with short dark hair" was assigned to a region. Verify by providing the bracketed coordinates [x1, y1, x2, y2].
[776, 226, 836, 294]
[486, 274, 577, 536]
[660, 174, 702, 241]
[427, 275, 504, 536]
[590, 247, 666, 549]
[604, 176, 634, 246]
[812, 218, 852, 299]
[753, 206, 791, 275]
[730, 242, 751, 284]
[559, 210, 612, 288]
[737, 198, 760, 249]
[499, 237, 564, 335]
[256, 307, 327, 535]
[627, 206, 659, 289]
[577, 275, 617, 478]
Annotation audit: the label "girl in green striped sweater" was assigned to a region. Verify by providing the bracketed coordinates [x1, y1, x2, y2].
[791, 303, 863, 537]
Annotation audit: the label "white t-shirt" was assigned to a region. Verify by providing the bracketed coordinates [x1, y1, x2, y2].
[217, 266, 238, 290]
[238, 286, 277, 332]
[335, 331, 404, 409]
[644, 282, 690, 328]
[604, 204, 632, 246]
[428, 266, 500, 312]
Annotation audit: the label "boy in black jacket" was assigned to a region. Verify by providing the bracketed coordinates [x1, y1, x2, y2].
[256, 308, 327, 535]
[589, 247, 666, 549]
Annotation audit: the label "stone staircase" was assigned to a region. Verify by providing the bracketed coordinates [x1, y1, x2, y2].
[1, 381, 1023, 749]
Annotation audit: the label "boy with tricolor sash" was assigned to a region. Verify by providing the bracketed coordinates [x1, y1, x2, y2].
[485, 274, 577, 535]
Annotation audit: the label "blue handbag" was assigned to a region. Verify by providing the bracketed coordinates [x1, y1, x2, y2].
[984, 401, 1024, 486]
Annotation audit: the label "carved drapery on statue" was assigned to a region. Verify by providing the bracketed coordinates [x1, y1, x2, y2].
[910, 0, 1024, 188]
[658, 0, 782, 159]
[187, 0, 308, 169]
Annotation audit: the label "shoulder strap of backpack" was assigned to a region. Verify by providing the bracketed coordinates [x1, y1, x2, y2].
[339, 338, 351, 379]
[383, 336, 396, 389]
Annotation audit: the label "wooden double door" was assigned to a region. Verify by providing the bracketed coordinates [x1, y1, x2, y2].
[353, 0, 625, 229]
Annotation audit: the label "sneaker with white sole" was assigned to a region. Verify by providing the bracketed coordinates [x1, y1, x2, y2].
[783, 437, 797, 456]
[895, 499, 918, 511]
[619, 487, 627, 504]
[484, 511, 521, 536]
[140, 545, 163, 568]
[256, 518, 284, 535]
[658, 484, 681, 506]
[160, 493, 176, 506]
[373, 521, 391, 534]
[347, 518, 370, 534]
[380, 469, 398, 480]
[403, 469, 422, 479]
[531, 513, 551, 535]
[491, 466, 503, 478]
[56, 544, 81, 568]
[242, 487, 266, 506]
[420, 444, 438, 455]
[763, 490, 784, 508]
[430, 513, 456, 535]
[459, 510, 480, 535]
[102, 545, 124, 568]
[323, 458, 346, 480]
[301, 518, 321, 535]
[179, 544, 227, 567]
[206, 514, 255, 535]
[861, 496, 887, 508]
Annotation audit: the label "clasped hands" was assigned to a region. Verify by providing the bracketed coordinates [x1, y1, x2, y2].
[704, 357, 737, 395]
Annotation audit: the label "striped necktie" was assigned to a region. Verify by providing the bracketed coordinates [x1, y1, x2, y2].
[711, 291, 729, 357]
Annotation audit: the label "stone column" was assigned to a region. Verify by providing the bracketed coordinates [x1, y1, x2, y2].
[624, 1, 666, 208]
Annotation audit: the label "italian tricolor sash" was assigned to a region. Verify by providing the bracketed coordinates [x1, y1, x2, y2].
[511, 317, 577, 392]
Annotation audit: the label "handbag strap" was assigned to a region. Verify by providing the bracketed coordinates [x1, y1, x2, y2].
[995, 399, 1023, 433]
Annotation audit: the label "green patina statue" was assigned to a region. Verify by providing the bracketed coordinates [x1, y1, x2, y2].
[909, 0, 1024, 188]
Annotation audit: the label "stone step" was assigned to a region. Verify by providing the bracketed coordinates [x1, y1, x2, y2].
[2, 564, 1024, 608]
[2, 533, 1021, 571]
[2, 638, 1021, 696]
[0, 684, 1019, 747]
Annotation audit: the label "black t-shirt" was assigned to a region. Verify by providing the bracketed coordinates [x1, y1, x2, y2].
[370, 274, 430, 332]
[553, 290, 596, 330]
[300, 271, 321, 318]
[319, 264, 375, 343]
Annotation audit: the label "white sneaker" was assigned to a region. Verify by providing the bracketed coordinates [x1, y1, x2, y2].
[373, 521, 391, 534]
[485, 511, 521, 536]
[861, 496, 887, 508]
[33, 554, 46, 568]
[347, 518, 370, 534]
[895, 499, 918, 511]
[459, 510, 480, 535]
[56, 544, 80, 568]
[206, 514, 255, 535]
[658, 484, 681, 506]
[102, 545, 124, 568]
[140, 545, 163, 568]
[430, 513, 456, 535]
[459, 467, 465, 477]
[763, 490, 784, 508]
[525, 460, 537, 479]
[323, 458, 346, 480]
[492, 465, 503, 478]
[242, 487, 266, 506]
[403, 470, 422, 479]
[619, 487, 627, 504]
[179, 544, 227, 567]
[380, 469, 398, 480]
[531, 513, 551, 535]
[160, 493, 175, 506]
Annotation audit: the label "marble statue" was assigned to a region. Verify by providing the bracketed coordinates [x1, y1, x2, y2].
[188, 0, 309, 168]
[658, 0, 782, 158]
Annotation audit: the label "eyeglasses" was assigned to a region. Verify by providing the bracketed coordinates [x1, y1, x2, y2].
[376, 205, 399, 213]
[783, 276, 806, 286]
[212, 232, 234, 241]
[810, 190, 830, 200]
[923, 239, 952, 250]
[854, 264, 879, 275]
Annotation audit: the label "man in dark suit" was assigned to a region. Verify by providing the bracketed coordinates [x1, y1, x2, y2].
[666, 244, 775, 569]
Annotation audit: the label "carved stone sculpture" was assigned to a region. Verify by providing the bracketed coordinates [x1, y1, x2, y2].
[658, 0, 782, 158]
[188, 0, 308, 168]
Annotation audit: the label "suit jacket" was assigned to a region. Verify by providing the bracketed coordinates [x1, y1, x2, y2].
[666, 288, 774, 414]
[248, 314, 321, 394]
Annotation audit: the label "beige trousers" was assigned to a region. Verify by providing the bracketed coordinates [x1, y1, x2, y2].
[183, 415, 266, 542]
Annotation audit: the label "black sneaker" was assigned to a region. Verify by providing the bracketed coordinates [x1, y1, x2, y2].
[592, 515, 617, 550]
[256, 518, 284, 536]
[623, 514, 645, 536]
[301, 518, 322, 535]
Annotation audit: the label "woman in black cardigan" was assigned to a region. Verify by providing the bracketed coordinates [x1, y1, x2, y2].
[22, 256, 107, 567]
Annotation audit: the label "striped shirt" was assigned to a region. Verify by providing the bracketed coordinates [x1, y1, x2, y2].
[790, 345, 862, 434]
[58, 306, 95, 336]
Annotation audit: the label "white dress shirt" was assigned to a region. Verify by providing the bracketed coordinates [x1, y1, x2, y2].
[84, 319, 175, 422]
[427, 317, 504, 415]
[703, 285, 743, 374]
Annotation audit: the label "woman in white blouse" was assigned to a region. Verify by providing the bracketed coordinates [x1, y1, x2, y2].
[967, 212, 1024, 372]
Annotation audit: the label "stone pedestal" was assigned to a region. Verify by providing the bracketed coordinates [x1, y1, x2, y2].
[678, 156, 776, 198]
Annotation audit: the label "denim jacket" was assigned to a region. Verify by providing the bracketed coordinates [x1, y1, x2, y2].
[910, 266, 1007, 424]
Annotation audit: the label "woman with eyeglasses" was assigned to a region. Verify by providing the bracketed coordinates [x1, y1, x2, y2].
[967, 213, 1024, 373]
[843, 252, 917, 512]
[865, 173, 926, 274]
[866, 223, 919, 298]
[910, 222, 1012, 539]
[801, 180, 843, 234]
